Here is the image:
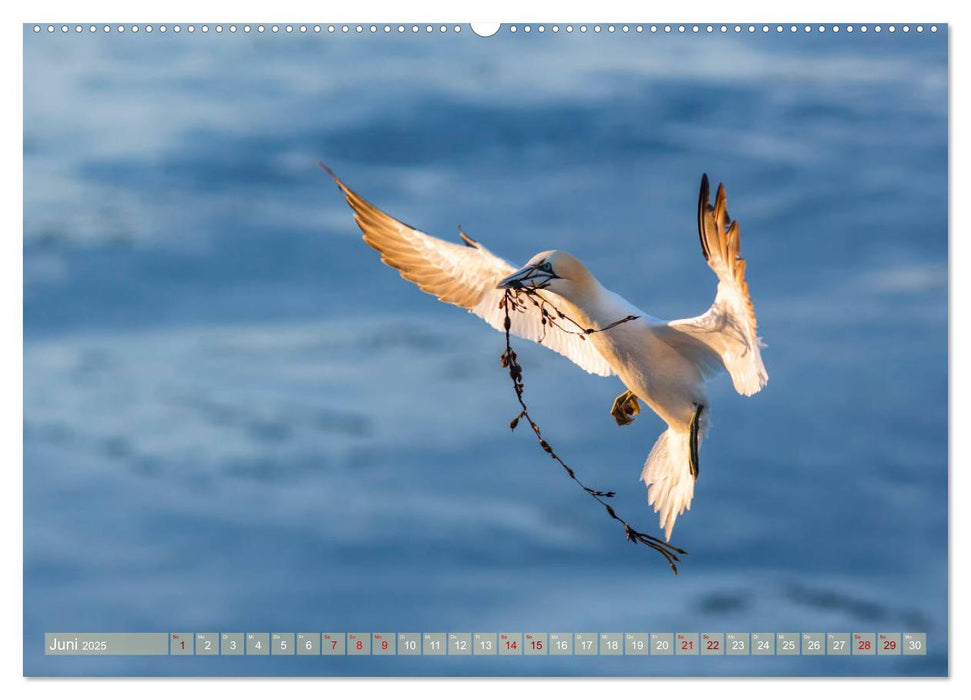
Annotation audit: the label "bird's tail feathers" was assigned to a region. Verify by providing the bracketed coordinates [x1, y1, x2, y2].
[641, 427, 699, 541]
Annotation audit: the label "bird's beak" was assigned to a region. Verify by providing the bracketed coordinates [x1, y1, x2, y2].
[497, 265, 540, 290]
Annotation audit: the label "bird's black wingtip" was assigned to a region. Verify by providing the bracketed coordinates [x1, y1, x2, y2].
[697, 173, 712, 261]
[318, 161, 338, 180]
[458, 225, 479, 248]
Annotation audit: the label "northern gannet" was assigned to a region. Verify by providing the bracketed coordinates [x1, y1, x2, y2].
[322, 165, 767, 540]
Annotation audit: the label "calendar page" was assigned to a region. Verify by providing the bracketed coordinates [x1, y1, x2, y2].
[22, 20, 947, 677]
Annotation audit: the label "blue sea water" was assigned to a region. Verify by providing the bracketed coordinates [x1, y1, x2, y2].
[23, 25, 947, 676]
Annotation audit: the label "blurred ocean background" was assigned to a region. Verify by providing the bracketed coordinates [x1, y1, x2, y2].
[23, 25, 947, 676]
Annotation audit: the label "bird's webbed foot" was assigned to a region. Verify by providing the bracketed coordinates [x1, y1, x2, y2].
[610, 390, 641, 426]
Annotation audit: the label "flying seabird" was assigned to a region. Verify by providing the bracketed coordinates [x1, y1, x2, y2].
[322, 164, 767, 541]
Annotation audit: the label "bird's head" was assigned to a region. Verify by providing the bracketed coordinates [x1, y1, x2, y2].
[496, 250, 596, 298]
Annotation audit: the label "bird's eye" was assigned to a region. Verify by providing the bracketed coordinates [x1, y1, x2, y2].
[541, 262, 553, 272]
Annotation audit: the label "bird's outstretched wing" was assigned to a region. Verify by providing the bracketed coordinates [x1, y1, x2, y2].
[322, 165, 615, 377]
[665, 174, 768, 396]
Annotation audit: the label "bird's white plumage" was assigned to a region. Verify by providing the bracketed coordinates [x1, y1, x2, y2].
[667, 176, 768, 396]
[325, 166, 615, 377]
[641, 427, 697, 541]
[324, 165, 767, 541]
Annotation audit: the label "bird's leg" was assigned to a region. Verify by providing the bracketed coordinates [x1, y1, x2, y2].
[688, 403, 704, 480]
[610, 390, 641, 426]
